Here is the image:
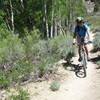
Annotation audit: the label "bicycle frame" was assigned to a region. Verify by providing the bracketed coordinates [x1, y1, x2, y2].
[80, 45, 87, 76]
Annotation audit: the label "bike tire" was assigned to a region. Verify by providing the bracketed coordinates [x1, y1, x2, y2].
[81, 49, 87, 77]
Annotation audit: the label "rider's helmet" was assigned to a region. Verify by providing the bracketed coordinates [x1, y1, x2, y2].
[76, 17, 84, 23]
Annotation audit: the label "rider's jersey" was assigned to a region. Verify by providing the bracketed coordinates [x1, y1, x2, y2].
[74, 24, 89, 36]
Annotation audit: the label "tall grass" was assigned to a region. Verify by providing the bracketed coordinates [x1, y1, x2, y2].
[93, 32, 100, 51]
[0, 30, 75, 89]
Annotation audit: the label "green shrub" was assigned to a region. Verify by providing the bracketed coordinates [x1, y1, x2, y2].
[0, 69, 11, 88]
[7, 87, 30, 100]
[50, 80, 60, 91]
[93, 32, 100, 51]
[0, 30, 75, 88]
[32, 40, 48, 58]
[48, 34, 75, 61]
[30, 29, 41, 40]
[0, 34, 27, 88]
[96, 61, 100, 66]
[23, 36, 44, 59]
[37, 33, 75, 72]
[38, 59, 48, 72]
[0, 24, 11, 39]
[10, 59, 34, 81]
[0, 34, 25, 64]
[0, 59, 33, 89]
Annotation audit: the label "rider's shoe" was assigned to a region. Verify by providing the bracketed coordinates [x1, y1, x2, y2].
[78, 57, 82, 62]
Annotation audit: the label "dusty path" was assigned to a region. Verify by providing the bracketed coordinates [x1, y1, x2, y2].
[45, 54, 100, 100]
[23, 34, 100, 100]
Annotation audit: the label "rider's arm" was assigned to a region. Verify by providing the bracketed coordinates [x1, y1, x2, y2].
[73, 26, 77, 44]
[87, 29, 92, 41]
[84, 24, 92, 41]
[73, 26, 77, 39]
[73, 32, 76, 44]
[73, 32, 76, 38]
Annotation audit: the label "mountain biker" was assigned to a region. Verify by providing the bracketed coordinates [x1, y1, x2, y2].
[73, 17, 91, 62]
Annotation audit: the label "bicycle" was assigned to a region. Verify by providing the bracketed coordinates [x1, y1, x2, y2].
[73, 37, 92, 78]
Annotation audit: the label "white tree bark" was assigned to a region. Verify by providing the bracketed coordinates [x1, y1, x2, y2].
[5, 18, 11, 31]
[9, 0, 14, 33]
[20, 0, 24, 9]
[54, 19, 57, 36]
[44, 1, 49, 38]
[50, 0, 54, 38]
[50, 10, 54, 38]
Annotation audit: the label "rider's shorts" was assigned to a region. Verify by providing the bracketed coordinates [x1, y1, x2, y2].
[76, 34, 89, 45]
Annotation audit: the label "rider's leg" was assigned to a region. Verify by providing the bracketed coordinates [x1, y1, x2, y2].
[84, 44, 90, 61]
[84, 44, 89, 56]
[78, 45, 83, 61]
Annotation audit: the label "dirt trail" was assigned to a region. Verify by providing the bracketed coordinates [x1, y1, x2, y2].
[23, 34, 100, 100]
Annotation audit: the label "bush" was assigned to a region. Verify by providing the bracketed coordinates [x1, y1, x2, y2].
[38, 33, 75, 73]
[0, 59, 33, 88]
[0, 69, 11, 88]
[0, 24, 11, 39]
[6, 87, 30, 100]
[10, 59, 34, 81]
[0, 30, 75, 88]
[35, 33, 75, 76]
[0, 34, 29, 88]
[94, 2, 100, 12]
[93, 32, 100, 51]
[96, 61, 100, 66]
[48, 34, 75, 61]
[0, 34, 25, 64]
[50, 80, 60, 91]
[23, 35, 43, 59]
[38, 59, 48, 73]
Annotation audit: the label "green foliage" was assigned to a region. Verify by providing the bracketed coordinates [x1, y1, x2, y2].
[50, 80, 60, 91]
[0, 0, 86, 38]
[0, 34, 25, 64]
[48, 34, 75, 60]
[96, 61, 100, 66]
[94, 1, 100, 12]
[23, 32, 75, 73]
[93, 32, 100, 51]
[23, 29, 41, 58]
[0, 24, 11, 39]
[10, 59, 34, 81]
[31, 40, 48, 58]
[0, 27, 75, 89]
[7, 87, 30, 100]
[0, 59, 33, 88]
[86, 16, 100, 27]
[38, 59, 48, 72]
[0, 70, 11, 88]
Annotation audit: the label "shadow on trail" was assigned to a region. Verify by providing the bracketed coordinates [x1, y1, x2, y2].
[90, 55, 100, 63]
[90, 55, 100, 69]
[62, 62, 86, 78]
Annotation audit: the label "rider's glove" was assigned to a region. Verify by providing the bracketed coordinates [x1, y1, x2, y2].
[73, 39, 76, 45]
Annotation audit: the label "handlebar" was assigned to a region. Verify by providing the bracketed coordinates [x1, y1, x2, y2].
[73, 41, 92, 45]
[87, 41, 93, 44]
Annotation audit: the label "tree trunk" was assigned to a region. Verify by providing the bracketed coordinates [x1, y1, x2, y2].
[20, 0, 24, 9]
[50, 0, 54, 38]
[5, 18, 11, 31]
[9, 0, 14, 33]
[44, 0, 49, 38]
[42, 0, 49, 38]
[54, 18, 57, 36]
